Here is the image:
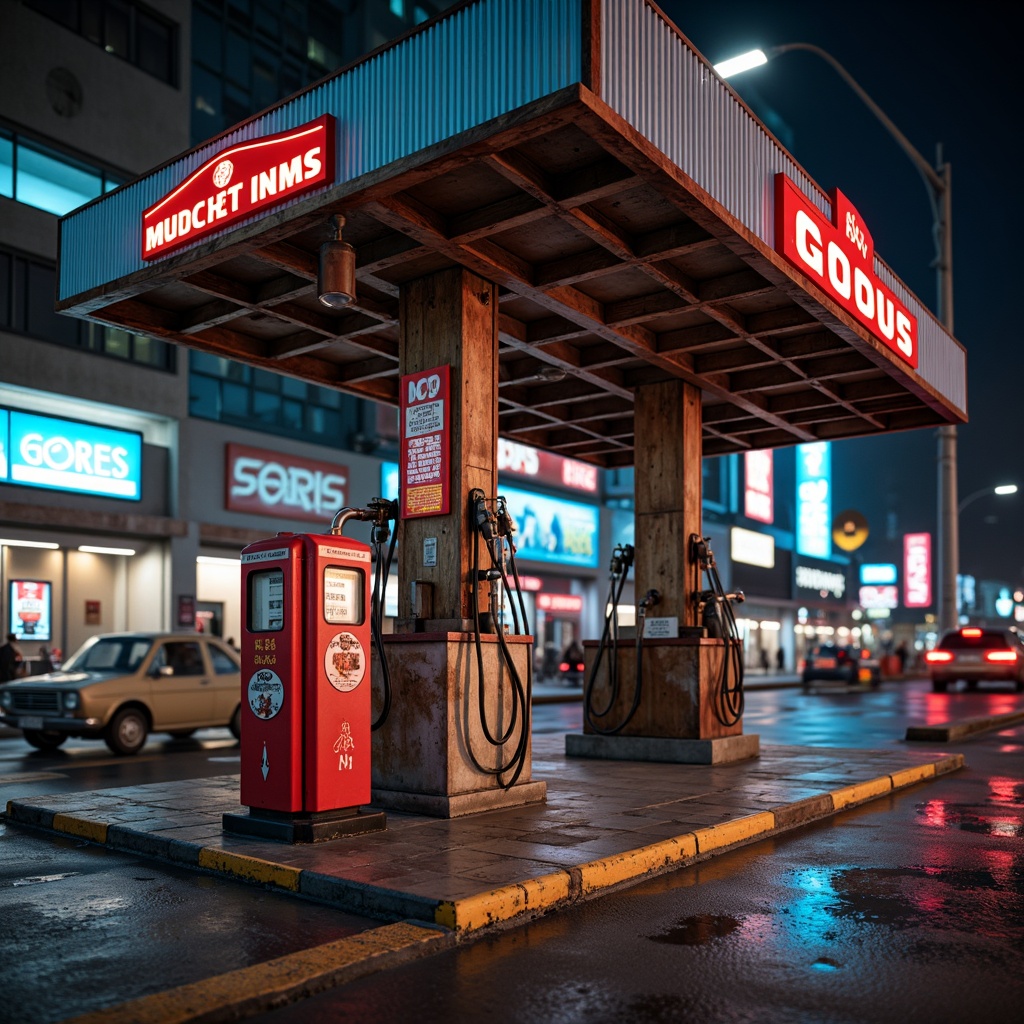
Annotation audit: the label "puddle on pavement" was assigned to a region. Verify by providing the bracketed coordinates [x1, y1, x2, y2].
[917, 798, 1024, 837]
[649, 913, 741, 946]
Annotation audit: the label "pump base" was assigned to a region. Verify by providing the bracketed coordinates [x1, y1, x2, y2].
[566, 731, 759, 765]
[371, 779, 547, 818]
[222, 806, 387, 844]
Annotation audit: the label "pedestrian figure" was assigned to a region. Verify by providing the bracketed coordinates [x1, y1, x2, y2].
[895, 641, 909, 674]
[776, 647, 785, 672]
[759, 648, 770, 673]
[0, 633, 23, 682]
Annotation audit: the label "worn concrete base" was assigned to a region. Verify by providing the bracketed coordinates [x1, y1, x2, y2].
[372, 779, 547, 818]
[222, 806, 387, 843]
[566, 730, 760, 765]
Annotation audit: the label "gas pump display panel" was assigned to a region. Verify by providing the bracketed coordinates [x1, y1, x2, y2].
[249, 569, 284, 632]
[323, 567, 364, 625]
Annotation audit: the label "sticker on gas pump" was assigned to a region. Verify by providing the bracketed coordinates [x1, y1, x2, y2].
[247, 669, 284, 719]
[324, 632, 365, 692]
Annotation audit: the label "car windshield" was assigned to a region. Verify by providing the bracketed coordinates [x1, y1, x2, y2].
[62, 637, 153, 673]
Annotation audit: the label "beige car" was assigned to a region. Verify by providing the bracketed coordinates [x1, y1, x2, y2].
[0, 632, 241, 755]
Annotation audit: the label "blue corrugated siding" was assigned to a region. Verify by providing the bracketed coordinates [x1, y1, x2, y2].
[600, 0, 966, 417]
[59, 0, 580, 300]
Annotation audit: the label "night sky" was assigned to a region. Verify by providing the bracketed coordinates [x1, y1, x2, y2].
[658, 1, 1021, 584]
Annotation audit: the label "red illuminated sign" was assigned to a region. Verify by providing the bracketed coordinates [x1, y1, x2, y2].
[142, 115, 335, 260]
[744, 449, 773, 524]
[498, 439, 599, 494]
[904, 533, 932, 608]
[400, 365, 450, 519]
[775, 174, 918, 368]
[226, 444, 348, 524]
[536, 593, 583, 614]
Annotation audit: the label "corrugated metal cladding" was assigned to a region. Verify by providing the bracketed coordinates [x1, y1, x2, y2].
[599, 0, 966, 418]
[58, 0, 581, 301]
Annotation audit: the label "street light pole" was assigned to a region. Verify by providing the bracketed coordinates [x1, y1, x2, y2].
[715, 44, 958, 634]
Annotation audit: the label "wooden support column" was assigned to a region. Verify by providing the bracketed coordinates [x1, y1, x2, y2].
[372, 266, 546, 816]
[633, 379, 702, 624]
[396, 267, 497, 629]
[567, 377, 758, 763]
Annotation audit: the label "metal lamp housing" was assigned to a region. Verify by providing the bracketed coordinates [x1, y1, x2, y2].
[318, 238, 356, 308]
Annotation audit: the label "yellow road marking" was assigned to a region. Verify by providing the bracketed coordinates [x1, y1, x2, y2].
[196, 848, 301, 891]
[693, 812, 775, 853]
[52, 813, 108, 844]
[435, 870, 571, 932]
[577, 833, 699, 894]
[63, 920, 447, 1024]
[830, 775, 892, 811]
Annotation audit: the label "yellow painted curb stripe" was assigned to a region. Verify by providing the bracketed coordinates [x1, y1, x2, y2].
[693, 811, 775, 854]
[830, 775, 892, 811]
[577, 833, 699, 895]
[52, 813, 108, 844]
[890, 763, 937, 789]
[63, 921, 443, 1024]
[435, 870, 571, 932]
[197, 848, 301, 891]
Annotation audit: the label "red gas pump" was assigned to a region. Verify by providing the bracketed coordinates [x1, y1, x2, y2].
[223, 531, 386, 842]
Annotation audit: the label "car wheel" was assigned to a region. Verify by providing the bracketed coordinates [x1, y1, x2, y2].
[229, 705, 241, 741]
[23, 729, 66, 750]
[104, 707, 148, 756]
[932, 679, 947, 693]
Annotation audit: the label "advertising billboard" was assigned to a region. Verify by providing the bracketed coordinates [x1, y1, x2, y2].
[9, 580, 52, 641]
[796, 441, 831, 559]
[501, 486, 598, 568]
[744, 449, 773, 524]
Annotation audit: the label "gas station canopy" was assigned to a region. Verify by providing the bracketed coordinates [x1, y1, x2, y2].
[57, 0, 966, 467]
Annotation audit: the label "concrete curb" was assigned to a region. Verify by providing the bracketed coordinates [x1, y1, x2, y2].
[905, 708, 1024, 742]
[7, 752, 964, 939]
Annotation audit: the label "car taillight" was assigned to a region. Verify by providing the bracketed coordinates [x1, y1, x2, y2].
[925, 650, 954, 663]
[558, 662, 570, 672]
[837, 650, 849, 661]
[575, 662, 585, 672]
[961, 627, 983, 638]
[985, 650, 1018, 664]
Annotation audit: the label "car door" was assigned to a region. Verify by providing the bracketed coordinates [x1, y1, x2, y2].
[148, 640, 213, 728]
[204, 641, 240, 723]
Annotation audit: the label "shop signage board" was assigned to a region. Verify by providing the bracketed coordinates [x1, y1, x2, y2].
[226, 443, 348, 524]
[2, 409, 141, 501]
[501, 485, 599, 568]
[8, 580, 52, 641]
[142, 114, 336, 261]
[400, 365, 450, 519]
[794, 559, 847, 603]
[775, 173, 918, 368]
[743, 449, 773, 524]
[904, 533, 932, 608]
[796, 442, 831, 559]
[498, 439, 599, 494]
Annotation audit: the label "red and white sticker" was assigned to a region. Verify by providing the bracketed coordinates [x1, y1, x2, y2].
[324, 632, 365, 692]
[247, 669, 284, 719]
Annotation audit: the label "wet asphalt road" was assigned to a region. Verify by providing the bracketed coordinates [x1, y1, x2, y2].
[252, 711, 1024, 1023]
[1, 679, 1022, 1022]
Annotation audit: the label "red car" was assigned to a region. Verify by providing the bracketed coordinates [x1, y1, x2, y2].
[924, 627, 1024, 693]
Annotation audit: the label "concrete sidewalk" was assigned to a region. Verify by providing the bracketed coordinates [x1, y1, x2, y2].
[6, 735, 962, 937]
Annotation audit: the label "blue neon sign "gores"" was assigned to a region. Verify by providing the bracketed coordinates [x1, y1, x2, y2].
[2, 409, 142, 501]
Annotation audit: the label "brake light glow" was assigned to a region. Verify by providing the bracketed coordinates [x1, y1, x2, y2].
[559, 662, 569, 672]
[925, 650, 954, 663]
[961, 627, 983, 638]
[985, 650, 1018, 664]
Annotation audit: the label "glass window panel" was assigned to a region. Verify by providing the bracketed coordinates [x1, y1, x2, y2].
[0, 251, 11, 328]
[315, 385, 341, 408]
[130, 334, 170, 368]
[25, 0, 78, 30]
[104, 0, 132, 60]
[81, 0, 103, 42]
[16, 141, 103, 216]
[225, 29, 251, 86]
[225, 359, 250, 382]
[0, 133, 13, 198]
[189, 374, 221, 418]
[252, 60, 278, 111]
[11, 257, 26, 332]
[191, 65, 223, 142]
[137, 12, 175, 84]
[102, 326, 131, 358]
[282, 398, 303, 431]
[222, 86, 251, 128]
[26, 262, 79, 345]
[252, 368, 280, 392]
[281, 376, 307, 399]
[222, 382, 249, 418]
[192, 7, 222, 71]
[254, 4, 279, 38]
[308, 406, 341, 438]
[191, 350, 229, 375]
[252, 389, 281, 424]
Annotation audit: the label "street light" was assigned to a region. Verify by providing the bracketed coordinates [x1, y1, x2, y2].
[715, 43, 958, 633]
[958, 484, 1018, 516]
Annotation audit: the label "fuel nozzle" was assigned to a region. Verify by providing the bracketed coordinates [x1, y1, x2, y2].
[471, 489, 497, 540]
[610, 543, 635, 578]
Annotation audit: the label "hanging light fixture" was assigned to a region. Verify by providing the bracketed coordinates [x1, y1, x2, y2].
[318, 213, 356, 308]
